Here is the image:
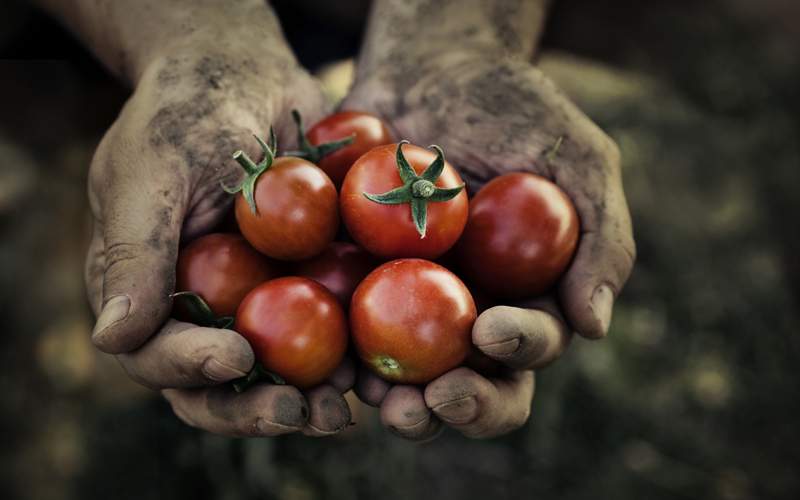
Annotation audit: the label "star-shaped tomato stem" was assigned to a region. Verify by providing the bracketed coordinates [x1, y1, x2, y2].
[284, 109, 356, 164]
[363, 141, 464, 238]
[219, 127, 278, 217]
[171, 292, 234, 330]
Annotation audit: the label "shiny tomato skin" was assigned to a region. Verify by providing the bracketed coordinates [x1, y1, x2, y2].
[234, 277, 348, 390]
[236, 156, 339, 261]
[292, 242, 384, 311]
[456, 172, 579, 300]
[340, 143, 468, 261]
[173, 233, 280, 320]
[307, 111, 393, 188]
[350, 259, 476, 385]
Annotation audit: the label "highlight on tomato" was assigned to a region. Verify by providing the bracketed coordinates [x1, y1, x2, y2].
[234, 276, 349, 390]
[221, 128, 339, 261]
[286, 110, 393, 189]
[349, 259, 476, 385]
[456, 172, 579, 300]
[340, 142, 468, 261]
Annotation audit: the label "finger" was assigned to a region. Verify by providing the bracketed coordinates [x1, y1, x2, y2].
[425, 367, 534, 439]
[325, 355, 357, 393]
[380, 385, 445, 443]
[557, 144, 636, 339]
[163, 383, 308, 438]
[300, 385, 352, 436]
[116, 319, 254, 390]
[472, 300, 574, 371]
[354, 363, 392, 407]
[87, 138, 186, 354]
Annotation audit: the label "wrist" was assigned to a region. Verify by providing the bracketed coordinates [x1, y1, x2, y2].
[33, 0, 298, 89]
[354, 0, 552, 80]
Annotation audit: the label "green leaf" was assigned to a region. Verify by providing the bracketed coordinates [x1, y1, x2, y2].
[419, 145, 445, 183]
[363, 185, 413, 205]
[395, 141, 419, 185]
[233, 363, 286, 393]
[411, 197, 428, 237]
[425, 183, 465, 202]
[172, 292, 227, 329]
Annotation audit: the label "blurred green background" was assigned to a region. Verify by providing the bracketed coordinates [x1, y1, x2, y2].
[1, 0, 798, 499]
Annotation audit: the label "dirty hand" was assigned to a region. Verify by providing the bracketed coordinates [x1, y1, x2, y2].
[340, 0, 636, 441]
[44, 0, 355, 437]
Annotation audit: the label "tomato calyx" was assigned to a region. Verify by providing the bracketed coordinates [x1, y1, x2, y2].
[219, 128, 278, 217]
[284, 109, 356, 165]
[539, 136, 563, 177]
[363, 141, 465, 238]
[232, 363, 286, 393]
[171, 292, 234, 329]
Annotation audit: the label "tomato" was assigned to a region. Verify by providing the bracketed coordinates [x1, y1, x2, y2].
[340, 143, 468, 261]
[301, 111, 393, 188]
[234, 155, 339, 261]
[456, 172, 579, 300]
[350, 259, 476, 385]
[173, 233, 280, 320]
[292, 242, 383, 311]
[234, 277, 348, 390]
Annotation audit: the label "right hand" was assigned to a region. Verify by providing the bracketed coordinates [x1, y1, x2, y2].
[84, 44, 353, 437]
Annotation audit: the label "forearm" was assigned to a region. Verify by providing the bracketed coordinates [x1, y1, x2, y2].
[356, 0, 553, 76]
[29, 0, 295, 88]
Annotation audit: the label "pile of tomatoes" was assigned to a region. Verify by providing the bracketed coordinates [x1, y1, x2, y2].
[173, 111, 579, 392]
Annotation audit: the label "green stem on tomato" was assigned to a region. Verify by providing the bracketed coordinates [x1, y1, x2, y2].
[218, 127, 278, 217]
[284, 109, 356, 164]
[539, 136, 563, 177]
[363, 141, 464, 238]
[171, 292, 234, 329]
[233, 363, 286, 393]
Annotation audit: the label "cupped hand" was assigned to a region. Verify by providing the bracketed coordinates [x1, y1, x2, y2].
[84, 44, 353, 437]
[342, 52, 635, 440]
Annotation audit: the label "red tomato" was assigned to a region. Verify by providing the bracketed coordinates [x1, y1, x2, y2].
[234, 277, 348, 390]
[173, 233, 280, 320]
[235, 156, 339, 261]
[340, 143, 468, 261]
[456, 172, 579, 299]
[350, 259, 476, 385]
[292, 242, 383, 311]
[306, 111, 393, 188]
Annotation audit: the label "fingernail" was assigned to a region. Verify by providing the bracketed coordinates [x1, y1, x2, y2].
[92, 295, 131, 338]
[203, 358, 248, 382]
[591, 284, 614, 336]
[433, 396, 477, 424]
[478, 338, 520, 357]
[257, 417, 301, 435]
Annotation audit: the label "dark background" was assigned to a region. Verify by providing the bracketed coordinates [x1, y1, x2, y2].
[1, 0, 799, 499]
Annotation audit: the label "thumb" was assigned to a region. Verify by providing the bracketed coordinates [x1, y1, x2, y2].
[85, 153, 185, 354]
[558, 148, 636, 339]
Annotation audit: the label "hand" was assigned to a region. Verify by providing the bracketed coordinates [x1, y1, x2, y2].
[341, 51, 635, 439]
[83, 35, 353, 436]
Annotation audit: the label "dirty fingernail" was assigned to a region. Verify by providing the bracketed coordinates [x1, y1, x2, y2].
[433, 396, 477, 424]
[203, 358, 248, 382]
[92, 295, 131, 338]
[591, 284, 614, 337]
[479, 338, 520, 357]
[257, 417, 301, 436]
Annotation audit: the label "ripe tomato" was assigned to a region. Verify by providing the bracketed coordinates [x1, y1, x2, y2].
[302, 111, 393, 188]
[173, 233, 280, 320]
[234, 155, 339, 261]
[234, 277, 348, 390]
[340, 143, 468, 261]
[292, 242, 383, 311]
[350, 259, 476, 385]
[456, 172, 579, 299]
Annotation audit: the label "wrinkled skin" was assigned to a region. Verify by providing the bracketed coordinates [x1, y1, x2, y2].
[343, 0, 635, 441]
[74, 0, 355, 437]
